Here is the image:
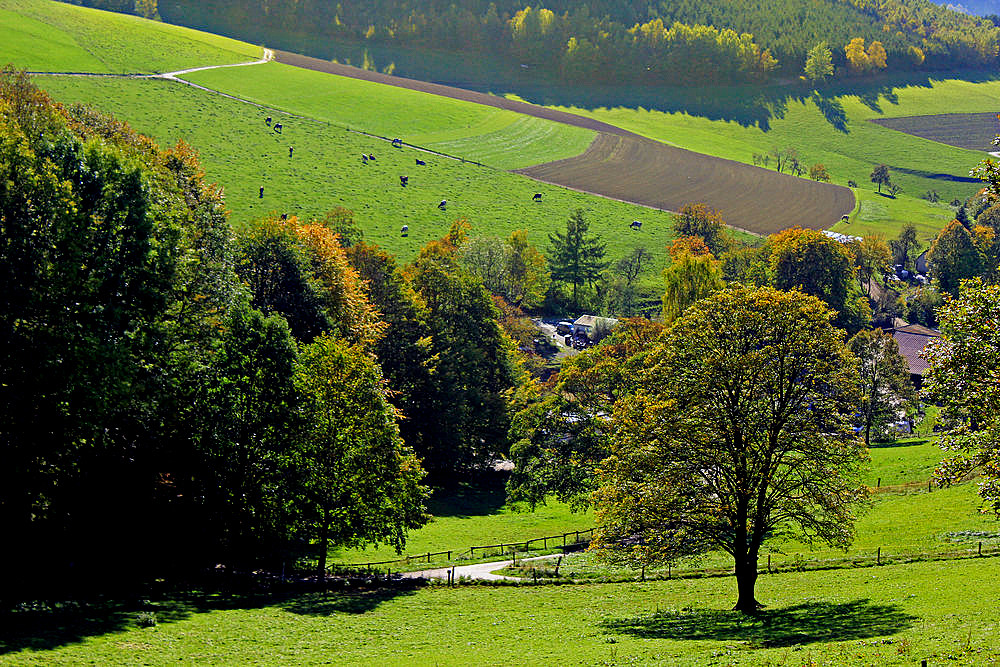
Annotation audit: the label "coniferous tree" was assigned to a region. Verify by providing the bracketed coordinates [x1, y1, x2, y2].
[548, 209, 609, 310]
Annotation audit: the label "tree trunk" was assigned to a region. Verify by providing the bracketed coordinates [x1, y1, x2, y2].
[317, 509, 329, 578]
[733, 559, 762, 613]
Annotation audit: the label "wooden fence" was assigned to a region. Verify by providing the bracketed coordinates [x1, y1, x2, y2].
[342, 527, 596, 570]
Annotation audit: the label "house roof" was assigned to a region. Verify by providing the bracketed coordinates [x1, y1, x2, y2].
[892, 324, 940, 375]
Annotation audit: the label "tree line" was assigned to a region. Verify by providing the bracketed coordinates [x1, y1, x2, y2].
[65, 0, 1000, 83]
[0, 69, 535, 597]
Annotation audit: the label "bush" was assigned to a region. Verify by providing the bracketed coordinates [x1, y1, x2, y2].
[923, 190, 940, 203]
[135, 611, 157, 628]
[847, 180, 858, 188]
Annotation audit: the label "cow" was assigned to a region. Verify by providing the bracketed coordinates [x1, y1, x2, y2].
[273, 123, 282, 133]
[280, 213, 288, 220]
[259, 186, 264, 199]
[438, 200, 447, 210]
[368, 153, 375, 161]
[630, 220, 642, 230]
[415, 158, 426, 166]
[400, 175, 409, 187]
[265, 116, 272, 126]
[392, 138, 402, 148]
[361, 154, 368, 164]
[532, 193, 542, 201]
[288, 146, 294, 158]
[401, 225, 409, 236]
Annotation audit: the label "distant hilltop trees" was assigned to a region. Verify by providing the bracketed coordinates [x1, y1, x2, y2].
[70, 0, 1000, 82]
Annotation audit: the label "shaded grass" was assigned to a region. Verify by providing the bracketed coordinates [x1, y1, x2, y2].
[37, 76, 699, 274]
[0, 0, 260, 73]
[4, 558, 1000, 664]
[181, 62, 596, 170]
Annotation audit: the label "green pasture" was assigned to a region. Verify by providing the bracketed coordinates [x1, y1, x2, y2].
[328, 473, 590, 567]
[541, 75, 1000, 240]
[0, 0, 259, 73]
[37, 76, 687, 273]
[181, 62, 596, 170]
[866, 438, 946, 487]
[4, 557, 1000, 665]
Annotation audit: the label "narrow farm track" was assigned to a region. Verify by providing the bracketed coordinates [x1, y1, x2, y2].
[400, 554, 561, 582]
[274, 50, 856, 233]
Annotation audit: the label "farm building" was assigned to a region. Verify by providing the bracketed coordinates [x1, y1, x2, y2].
[573, 315, 619, 343]
[890, 322, 940, 388]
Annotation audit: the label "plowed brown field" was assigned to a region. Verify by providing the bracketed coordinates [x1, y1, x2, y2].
[275, 50, 855, 234]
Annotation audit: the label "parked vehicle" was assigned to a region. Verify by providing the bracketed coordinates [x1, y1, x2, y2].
[556, 320, 574, 335]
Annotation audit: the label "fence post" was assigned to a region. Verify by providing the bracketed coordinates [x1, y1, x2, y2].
[979, 541, 983, 556]
[928, 480, 932, 492]
[575, 531, 580, 543]
[427, 552, 431, 563]
[877, 547, 881, 565]
[877, 477, 881, 488]
[563, 533, 567, 547]
[640, 565, 645, 582]
[768, 554, 771, 574]
[451, 565, 456, 585]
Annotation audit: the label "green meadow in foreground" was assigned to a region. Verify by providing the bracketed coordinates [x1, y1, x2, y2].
[0, 0, 259, 73]
[545, 75, 1000, 241]
[182, 62, 596, 171]
[38, 75, 691, 274]
[3, 557, 999, 665]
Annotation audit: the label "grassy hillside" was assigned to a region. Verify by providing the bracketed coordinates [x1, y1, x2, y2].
[181, 62, 595, 171]
[37, 75, 684, 274]
[543, 74, 999, 243]
[0, 0, 260, 73]
[5, 557, 1000, 664]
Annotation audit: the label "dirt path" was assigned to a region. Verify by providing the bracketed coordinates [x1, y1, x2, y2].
[400, 554, 561, 582]
[272, 50, 855, 233]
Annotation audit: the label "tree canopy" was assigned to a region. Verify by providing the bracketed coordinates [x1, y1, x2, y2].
[923, 279, 1000, 513]
[0, 69, 430, 594]
[592, 286, 867, 612]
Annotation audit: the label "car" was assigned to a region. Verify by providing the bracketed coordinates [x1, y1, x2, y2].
[556, 320, 574, 335]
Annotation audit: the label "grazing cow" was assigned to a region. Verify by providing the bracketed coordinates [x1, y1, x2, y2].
[415, 158, 426, 166]
[368, 153, 375, 161]
[630, 220, 642, 230]
[400, 175, 409, 187]
[532, 193, 542, 201]
[265, 116, 272, 126]
[289, 146, 294, 158]
[392, 138, 402, 148]
[362, 154, 368, 164]
[280, 213, 288, 220]
[259, 186, 264, 199]
[273, 123, 283, 133]
[438, 200, 447, 210]
[401, 225, 409, 236]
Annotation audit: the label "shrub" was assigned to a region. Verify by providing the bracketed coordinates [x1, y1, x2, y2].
[135, 611, 157, 628]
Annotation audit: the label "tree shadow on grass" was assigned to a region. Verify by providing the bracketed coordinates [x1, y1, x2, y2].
[281, 587, 419, 616]
[423, 469, 511, 519]
[602, 599, 917, 648]
[812, 92, 849, 133]
[0, 597, 201, 655]
[0, 585, 419, 655]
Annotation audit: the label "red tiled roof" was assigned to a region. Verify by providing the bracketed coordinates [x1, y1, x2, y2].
[893, 326, 940, 375]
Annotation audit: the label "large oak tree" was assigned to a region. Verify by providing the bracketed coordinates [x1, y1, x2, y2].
[592, 286, 868, 612]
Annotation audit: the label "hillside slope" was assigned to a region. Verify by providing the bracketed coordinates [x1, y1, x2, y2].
[0, 0, 259, 73]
